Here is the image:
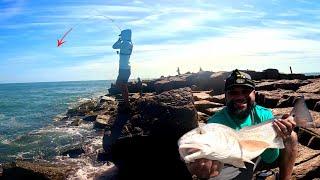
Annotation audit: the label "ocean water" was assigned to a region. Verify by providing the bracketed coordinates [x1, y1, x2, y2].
[0, 80, 112, 163]
[304, 72, 320, 76]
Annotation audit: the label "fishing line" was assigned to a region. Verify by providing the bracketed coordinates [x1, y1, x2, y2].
[65, 9, 122, 34]
[85, 9, 122, 32]
[57, 9, 123, 47]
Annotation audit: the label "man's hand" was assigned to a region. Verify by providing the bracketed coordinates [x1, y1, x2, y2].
[186, 158, 223, 179]
[273, 114, 296, 140]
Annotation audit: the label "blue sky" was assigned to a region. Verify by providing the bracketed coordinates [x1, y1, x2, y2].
[1, 0, 320, 83]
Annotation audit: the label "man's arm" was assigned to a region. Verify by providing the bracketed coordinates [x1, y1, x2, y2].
[112, 38, 122, 49]
[273, 114, 298, 180]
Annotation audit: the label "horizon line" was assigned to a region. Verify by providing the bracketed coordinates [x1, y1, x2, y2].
[1, 71, 320, 85]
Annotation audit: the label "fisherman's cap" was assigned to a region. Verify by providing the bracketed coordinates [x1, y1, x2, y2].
[225, 69, 255, 90]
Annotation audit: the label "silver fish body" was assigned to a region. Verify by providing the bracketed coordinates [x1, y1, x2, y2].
[178, 122, 283, 169]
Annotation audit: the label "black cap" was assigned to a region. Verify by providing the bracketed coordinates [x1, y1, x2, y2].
[225, 69, 255, 90]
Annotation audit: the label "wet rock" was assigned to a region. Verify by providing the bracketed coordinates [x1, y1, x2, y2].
[70, 117, 82, 126]
[95, 96, 117, 111]
[94, 115, 112, 129]
[66, 100, 96, 117]
[2, 161, 72, 180]
[83, 115, 97, 122]
[61, 146, 85, 158]
[98, 95, 116, 103]
[66, 108, 82, 117]
[53, 115, 68, 122]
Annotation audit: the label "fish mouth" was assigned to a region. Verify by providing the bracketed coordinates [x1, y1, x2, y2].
[178, 144, 203, 161]
[178, 143, 212, 162]
[179, 144, 201, 155]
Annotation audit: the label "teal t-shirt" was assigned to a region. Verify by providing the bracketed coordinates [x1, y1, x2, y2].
[207, 105, 279, 164]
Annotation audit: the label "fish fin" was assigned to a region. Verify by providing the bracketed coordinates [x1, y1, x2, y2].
[230, 159, 246, 168]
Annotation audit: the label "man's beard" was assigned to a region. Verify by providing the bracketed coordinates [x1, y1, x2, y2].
[226, 98, 255, 120]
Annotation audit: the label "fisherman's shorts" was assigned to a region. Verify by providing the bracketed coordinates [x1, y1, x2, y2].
[116, 68, 131, 84]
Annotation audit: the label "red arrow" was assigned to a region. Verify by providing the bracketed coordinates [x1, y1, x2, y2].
[57, 28, 73, 47]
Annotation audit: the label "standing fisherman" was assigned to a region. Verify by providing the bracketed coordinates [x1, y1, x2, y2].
[102, 29, 133, 155]
[112, 29, 133, 107]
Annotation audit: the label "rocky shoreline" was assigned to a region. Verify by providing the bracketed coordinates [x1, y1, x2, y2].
[1, 69, 320, 179]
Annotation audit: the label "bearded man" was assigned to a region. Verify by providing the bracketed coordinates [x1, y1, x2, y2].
[187, 69, 298, 180]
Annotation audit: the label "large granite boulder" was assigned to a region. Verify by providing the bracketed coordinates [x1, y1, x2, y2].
[185, 71, 214, 90]
[263, 68, 280, 79]
[153, 76, 189, 94]
[132, 87, 198, 138]
[109, 88, 198, 179]
[207, 71, 230, 95]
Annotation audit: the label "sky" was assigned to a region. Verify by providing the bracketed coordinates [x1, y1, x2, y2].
[1, 0, 320, 83]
